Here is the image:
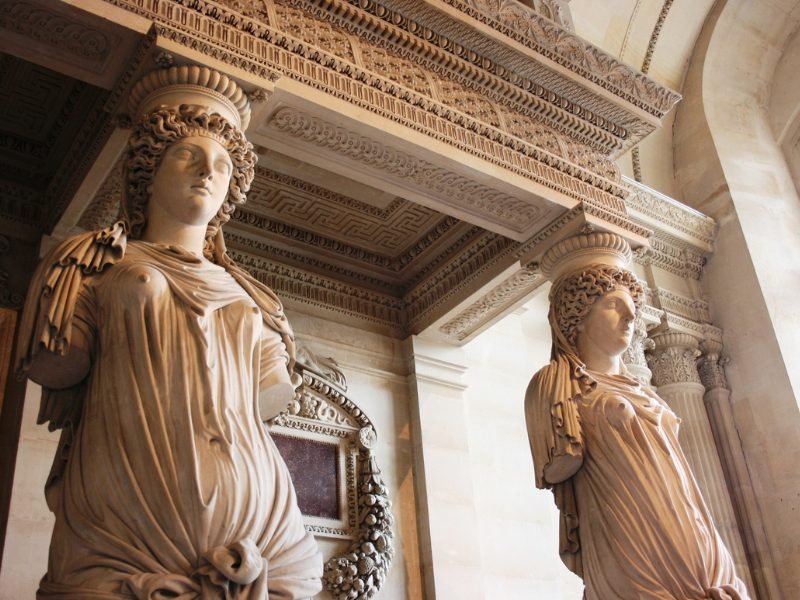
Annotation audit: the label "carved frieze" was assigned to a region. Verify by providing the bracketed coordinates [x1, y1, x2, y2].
[0, 2, 112, 63]
[438, 265, 544, 341]
[625, 177, 716, 249]
[625, 176, 715, 280]
[447, 0, 680, 118]
[652, 288, 711, 324]
[100, 0, 670, 223]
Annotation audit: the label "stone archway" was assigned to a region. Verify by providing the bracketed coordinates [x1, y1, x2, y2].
[674, 1, 800, 597]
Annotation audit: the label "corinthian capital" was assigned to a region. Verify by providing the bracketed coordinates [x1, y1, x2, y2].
[647, 332, 702, 386]
[698, 339, 730, 391]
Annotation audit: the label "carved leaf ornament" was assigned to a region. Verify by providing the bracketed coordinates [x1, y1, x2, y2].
[269, 347, 394, 599]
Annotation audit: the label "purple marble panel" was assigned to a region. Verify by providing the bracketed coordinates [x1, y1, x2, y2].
[271, 432, 340, 520]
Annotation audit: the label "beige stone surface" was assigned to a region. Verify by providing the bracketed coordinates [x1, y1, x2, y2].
[10, 72, 322, 598]
[524, 243, 749, 599]
[0, 384, 55, 600]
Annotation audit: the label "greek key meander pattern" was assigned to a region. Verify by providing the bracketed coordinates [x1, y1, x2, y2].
[267, 107, 548, 232]
[282, 0, 635, 154]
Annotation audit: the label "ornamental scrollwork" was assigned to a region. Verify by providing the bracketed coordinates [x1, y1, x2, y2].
[268, 346, 394, 600]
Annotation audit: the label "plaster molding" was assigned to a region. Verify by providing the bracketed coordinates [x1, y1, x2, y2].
[101, 0, 668, 208]
[636, 234, 708, 280]
[639, 303, 665, 329]
[438, 265, 544, 341]
[0, 1, 113, 63]
[227, 246, 406, 331]
[442, 0, 681, 118]
[403, 231, 518, 331]
[286, 0, 633, 152]
[624, 176, 716, 250]
[267, 106, 548, 235]
[652, 288, 711, 324]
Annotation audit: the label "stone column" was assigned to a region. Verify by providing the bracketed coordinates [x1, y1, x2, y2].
[621, 315, 654, 385]
[648, 332, 753, 593]
[699, 341, 780, 599]
[406, 336, 483, 600]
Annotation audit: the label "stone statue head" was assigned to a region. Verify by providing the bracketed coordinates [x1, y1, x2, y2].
[121, 104, 257, 248]
[548, 265, 644, 357]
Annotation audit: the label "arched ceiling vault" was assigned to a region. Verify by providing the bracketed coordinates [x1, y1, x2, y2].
[569, 0, 717, 193]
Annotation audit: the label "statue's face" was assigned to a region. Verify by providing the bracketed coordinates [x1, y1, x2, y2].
[148, 135, 233, 228]
[576, 288, 636, 359]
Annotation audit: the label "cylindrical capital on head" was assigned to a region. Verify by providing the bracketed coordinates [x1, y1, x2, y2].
[542, 232, 632, 283]
[129, 65, 251, 129]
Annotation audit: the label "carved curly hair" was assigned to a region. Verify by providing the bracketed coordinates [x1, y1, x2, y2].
[120, 104, 257, 255]
[550, 265, 645, 349]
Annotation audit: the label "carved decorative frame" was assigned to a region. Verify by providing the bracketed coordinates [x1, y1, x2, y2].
[268, 347, 394, 598]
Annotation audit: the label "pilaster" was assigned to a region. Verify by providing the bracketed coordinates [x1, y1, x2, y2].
[648, 331, 753, 594]
[699, 339, 781, 599]
[405, 336, 483, 600]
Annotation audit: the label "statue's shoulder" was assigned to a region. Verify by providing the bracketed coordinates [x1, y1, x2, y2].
[525, 360, 560, 404]
[17, 223, 127, 368]
[41, 222, 127, 276]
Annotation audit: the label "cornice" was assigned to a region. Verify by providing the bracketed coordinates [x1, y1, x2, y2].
[652, 288, 711, 324]
[624, 177, 716, 250]
[228, 246, 406, 331]
[438, 265, 544, 342]
[105, 0, 649, 216]
[439, 0, 681, 119]
[636, 233, 707, 280]
[224, 229, 403, 295]
[290, 0, 637, 151]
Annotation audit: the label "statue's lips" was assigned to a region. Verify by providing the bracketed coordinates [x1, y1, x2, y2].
[190, 184, 211, 193]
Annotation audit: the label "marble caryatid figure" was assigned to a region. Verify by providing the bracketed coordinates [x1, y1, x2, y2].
[16, 66, 323, 599]
[525, 237, 749, 600]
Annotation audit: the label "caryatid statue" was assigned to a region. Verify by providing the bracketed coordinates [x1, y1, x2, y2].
[525, 233, 749, 600]
[16, 66, 323, 599]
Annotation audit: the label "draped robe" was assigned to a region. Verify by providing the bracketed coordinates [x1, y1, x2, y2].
[18, 234, 322, 599]
[526, 362, 749, 600]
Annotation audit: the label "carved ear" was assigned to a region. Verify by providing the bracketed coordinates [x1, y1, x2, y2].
[576, 323, 585, 332]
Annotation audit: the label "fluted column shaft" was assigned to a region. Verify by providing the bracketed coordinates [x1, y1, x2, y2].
[700, 343, 780, 600]
[648, 332, 754, 594]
